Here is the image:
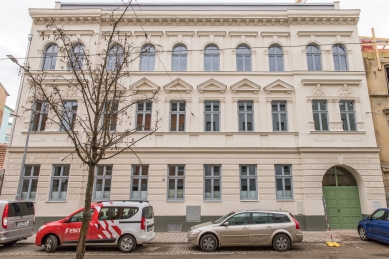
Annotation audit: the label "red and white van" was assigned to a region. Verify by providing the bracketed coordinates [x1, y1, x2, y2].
[35, 201, 154, 253]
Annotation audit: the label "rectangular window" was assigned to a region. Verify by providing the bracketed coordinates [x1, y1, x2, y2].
[240, 165, 257, 200]
[275, 165, 293, 200]
[312, 100, 328, 131]
[19, 165, 40, 200]
[385, 66, 389, 93]
[238, 101, 253, 131]
[0, 170, 4, 195]
[60, 101, 78, 131]
[136, 102, 152, 131]
[93, 165, 112, 200]
[170, 102, 185, 131]
[131, 165, 149, 200]
[101, 101, 118, 131]
[339, 101, 356, 131]
[32, 101, 49, 131]
[272, 101, 288, 132]
[49, 165, 70, 200]
[167, 165, 185, 200]
[204, 165, 221, 200]
[204, 101, 220, 132]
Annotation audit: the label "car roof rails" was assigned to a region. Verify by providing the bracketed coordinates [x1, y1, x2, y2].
[96, 200, 150, 204]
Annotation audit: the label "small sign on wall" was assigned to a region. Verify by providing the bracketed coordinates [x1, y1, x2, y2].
[186, 206, 201, 222]
[372, 201, 381, 210]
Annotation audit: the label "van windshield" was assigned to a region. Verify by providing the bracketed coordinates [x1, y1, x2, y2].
[213, 212, 234, 224]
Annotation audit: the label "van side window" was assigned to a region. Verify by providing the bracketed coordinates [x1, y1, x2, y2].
[8, 202, 35, 217]
[274, 213, 291, 223]
[120, 207, 139, 219]
[98, 207, 121, 220]
[69, 209, 94, 222]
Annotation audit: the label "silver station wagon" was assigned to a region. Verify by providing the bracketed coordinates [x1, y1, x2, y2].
[188, 209, 303, 252]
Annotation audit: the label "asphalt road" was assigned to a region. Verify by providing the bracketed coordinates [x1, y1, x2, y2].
[1, 240, 389, 259]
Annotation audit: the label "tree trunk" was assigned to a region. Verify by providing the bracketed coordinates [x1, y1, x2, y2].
[75, 162, 96, 259]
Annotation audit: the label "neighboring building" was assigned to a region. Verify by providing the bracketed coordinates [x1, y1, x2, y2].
[0, 83, 10, 130]
[0, 105, 14, 143]
[0, 1, 386, 231]
[362, 47, 389, 205]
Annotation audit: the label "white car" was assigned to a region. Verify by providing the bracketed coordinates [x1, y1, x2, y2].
[36, 200, 154, 253]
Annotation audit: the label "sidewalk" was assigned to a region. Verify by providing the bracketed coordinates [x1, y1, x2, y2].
[21, 230, 360, 244]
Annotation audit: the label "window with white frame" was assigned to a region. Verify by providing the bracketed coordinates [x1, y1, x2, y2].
[107, 44, 124, 72]
[340, 101, 356, 131]
[333, 44, 348, 71]
[236, 44, 251, 71]
[68, 44, 85, 70]
[238, 101, 254, 131]
[204, 101, 220, 132]
[101, 101, 118, 131]
[42, 43, 58, 70]
[131, 165, 148, 200]
[272, 101, 288, 131]
[49, 165, 70, 200]
[312, 100, 328, 131]
[275, 165, 293, 200]
[268, 45, 284, 72]
[32, 101, 49, 131]
[19, 165, 40, 200]
[240, 165, 257, 200]
[136, 102, 152, 131]
[167, 165, 185, 200]
[93, 165, 112, 200]
[306, 44, 322, 71]
[204, 165, 221, 200]
[172, 44, 187, 71]
[170, 102, 185, 131]
[204, 44, 220, 71]
[139, 44, 155, 71]
[60, 101, 78, 131]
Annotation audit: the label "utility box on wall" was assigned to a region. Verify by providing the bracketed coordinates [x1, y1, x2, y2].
[186, 206, 201, 222]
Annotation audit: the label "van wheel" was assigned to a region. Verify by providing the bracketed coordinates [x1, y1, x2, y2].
[273, 234, 291, 252]
[44, 235, 58, 253]
[200, 234, 218, 252]
[3, 241, 17, 246]
[118, 235, 136, 253]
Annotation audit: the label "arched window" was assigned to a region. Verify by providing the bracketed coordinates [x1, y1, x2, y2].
[306, 44, 322, 71]
[204, 44, 220, 71]
[139, 44, 155, 71]
[333, 44, 348, 71]
[172, 44, 187, 71]
[42, 43, 58, 70]
[68, 44, 85, 70]
[268, 45, 284, 72]
[236, 44, 251, 71]
[107, 44, 124, 72]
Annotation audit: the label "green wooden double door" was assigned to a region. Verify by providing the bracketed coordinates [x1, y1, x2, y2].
[322, 186, 362, 229]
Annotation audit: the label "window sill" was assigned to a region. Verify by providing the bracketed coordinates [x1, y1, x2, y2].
[276, 199, 295, 202]
[166, 200, 185, 203]
[204, 200, 222, 202]
[310, 131, 365, 134]
[21, 131, 70, 134]
[45, 200, 67, 203]
[240, 199, 259, 202]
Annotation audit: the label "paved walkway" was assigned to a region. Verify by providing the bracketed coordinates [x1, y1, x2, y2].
[21, 230, 360, 244]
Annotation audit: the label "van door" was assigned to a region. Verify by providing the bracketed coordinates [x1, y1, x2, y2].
[62, 209, 95, 243]
[89, 207, 121, 244]
[7, 202, 35, 240]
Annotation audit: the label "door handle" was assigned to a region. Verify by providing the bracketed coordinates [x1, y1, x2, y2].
[97, 224, 101, 229]
[338, 208, 340, 213]
[266, 226, 273, 229]
[243, 227, 248, 230]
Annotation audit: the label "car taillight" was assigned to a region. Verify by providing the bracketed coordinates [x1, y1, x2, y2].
[140, 216, 146, 230]
[292, 217, 300, 230]
[2, 204, 9, 229]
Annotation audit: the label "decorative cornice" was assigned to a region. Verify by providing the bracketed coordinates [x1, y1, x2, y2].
[301, 79, 362, 86]
[129, 77, 160, 93]
[229, 31, 258, 36]
[134, 31, 164, 36]
[163, 78, 193, 93]
[166, 31, 195, 36]
[197, 31, 226, 36]
[263, 80, 294, 94]
[297, 31, 353, 36]
[37, 29, 95, 36]
[197, 79, 227, 93]
[261, 32, 290, 37]
[230, 78, 261, 94]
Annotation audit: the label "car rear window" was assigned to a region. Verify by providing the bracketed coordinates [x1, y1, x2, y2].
[8, 202, 35, 217]
[142, 206, 154, 219]
[274, 213, 291, 223]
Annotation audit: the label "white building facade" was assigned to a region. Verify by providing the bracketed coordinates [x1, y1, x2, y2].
[0, 1, 386, 231]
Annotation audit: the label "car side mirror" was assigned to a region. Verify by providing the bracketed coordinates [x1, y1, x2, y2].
[222, 221, 229, 227]
[367, 216, 372, 220]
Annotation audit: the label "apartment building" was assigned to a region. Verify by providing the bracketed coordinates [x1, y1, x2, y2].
[0, 1, 386, 231]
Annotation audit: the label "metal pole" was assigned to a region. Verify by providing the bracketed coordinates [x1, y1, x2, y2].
[13, 34, 33, 199]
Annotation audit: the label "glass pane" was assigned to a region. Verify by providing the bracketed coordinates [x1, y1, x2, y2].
[321, 113, 329, 130]
[140, 179, 147, 199]
[322, 167, 337, 186]
[21, 180, 30, 198]
[347, 102, 354, 111]
[30, 179, 38, 199]
[249, 165, 256, 176]
[172, 55, 179, 71]
[349, 114, 356, 131]
[33, 166, 40, 176]
[205, 103, 212, 112]
[279, 102, 286, 111]
[169, 166, 176, 176]
[60, 179, 68, 199]
[227, 213, 250, 225]
[269, 56, 276, 71]
[170, 114, 177, 131]
[177, 179, 184, 199]
[283, 166, 290, 175]
[244, 56, 251, 71]
[314, 55, 322, 70]
[313, 113, 321, 130]
[51, 179, 60, 199]
[307, 55, 314, 71]
[320, 101, 327, 111]
[179, 103, 185, 111]
[237, 56, 243, 71]
[205, 114, 212, 131]
[247, 114, 253, 131]
[284, 179, 292, 198]
[213, 179, 220, 198]
[340, 56, 347, 71]
[272, 114, 279, 131]
[246, 102, 253, 111]
[132, 179, 139, 198]
[212, 56, 219, 71]
[63, 166, 70, 176]
[238, 102, 245, 111]
[213, 102, 220, 112]
[171, 102, 177, 111]
[334, 55, 340, 71]
[272, 103, 278, 112]
[213, 114, 220, 131]
[239, 114, 245, 131]
[95, 179, 103, 192]
[372, 210, 385, 220]
[142, 166, 148, 176]
[178, 114, 185, 131]
[240, 179, 248, 199]
[252, 213, 273, 224]
[312, 101, 319, 111]
[144, 114, 151, 131]
[336, 167, 357, 186]
[104, 179, 111, 198]
[275, 166, 282, 176]
[205, 165, 212, 176]
[241, 166, 247, 175]
[205, 179, 212, 198]
[280, 114, 287, 131]
[276, 56, 283, 71]
[339, 102, 346, 111]
[53, 166, 61, 176]
[204, 56, 211, 71]
[145, 102, 152, 111]
[105, 166, 112, 175]
[133, 166, 140, 176]
[177, 166, 185, 175]
[181, 56, 187, 71]
[249, 178, 256, 194]
[276, 179, 283, 198]
[213, 166, 220, 176]
[341, 113, 348, 130]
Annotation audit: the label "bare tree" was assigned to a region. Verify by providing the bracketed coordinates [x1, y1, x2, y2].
[13, 1, 159, 258]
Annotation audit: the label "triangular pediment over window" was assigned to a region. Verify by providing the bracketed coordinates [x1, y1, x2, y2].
[197, 79, 227, 93]
[163, 78, 193, 93]
[263, 80, 294, 94]
[230, 79, 261, 94]
[129, 77, 160, 93]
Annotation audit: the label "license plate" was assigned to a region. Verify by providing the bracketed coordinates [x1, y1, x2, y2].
[147, 226, 153, 232]
[16, 221, 27, 227]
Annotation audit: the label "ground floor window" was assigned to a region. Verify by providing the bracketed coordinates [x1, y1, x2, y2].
[240, 165, 257, 200]
[168, 165, 185, 200]
[131, 165, 149, 200]
[204, 165, 221, 200]
[275, 165, 293, 199]
[93, 165, 112, 200]
[49, 165, 70, 200]
[20, 165, 40, 200]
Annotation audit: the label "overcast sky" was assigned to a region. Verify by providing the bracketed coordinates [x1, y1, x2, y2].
[0, 0, 388, 109]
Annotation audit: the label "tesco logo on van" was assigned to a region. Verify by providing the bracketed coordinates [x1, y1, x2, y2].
[65, 228, 81, 234]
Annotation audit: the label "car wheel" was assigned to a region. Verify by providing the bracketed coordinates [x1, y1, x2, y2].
[118, 234, 136, 253]
[359, 227, 369, 241]
[273, 234, 291, 252]
[3, 241, 17, 246]
[44, 235, 58, 253]
[200, 234, 218, 252]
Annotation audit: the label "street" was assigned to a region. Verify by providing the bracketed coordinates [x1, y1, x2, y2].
[1, 240, 389, 259]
